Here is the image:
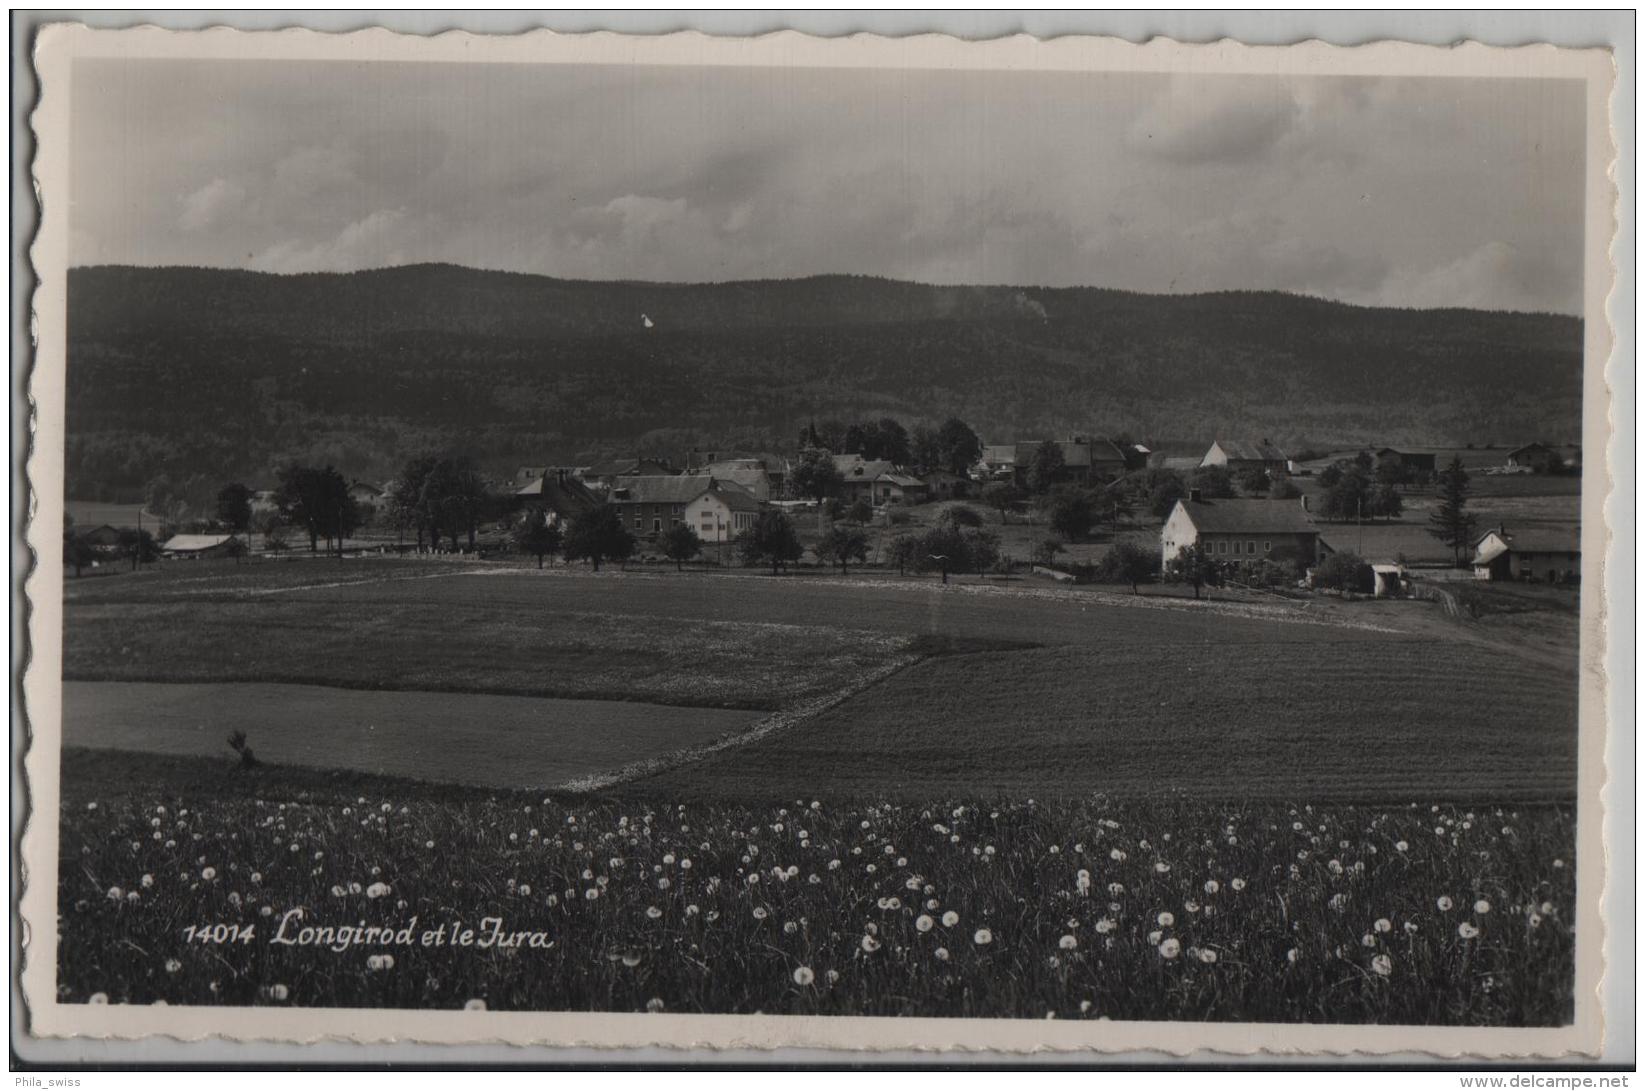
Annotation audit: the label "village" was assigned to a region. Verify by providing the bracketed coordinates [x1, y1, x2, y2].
[62, 423, 1583, 599]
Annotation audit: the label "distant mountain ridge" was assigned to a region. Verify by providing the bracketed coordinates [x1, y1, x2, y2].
[64, 263, 1583, 501]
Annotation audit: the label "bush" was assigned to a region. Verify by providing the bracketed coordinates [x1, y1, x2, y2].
[1030, 538, 1064, 567]
[1312, 551, 1374, 594]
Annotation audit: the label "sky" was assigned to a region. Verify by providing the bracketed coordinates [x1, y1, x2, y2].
[69, 59, 1587, 313]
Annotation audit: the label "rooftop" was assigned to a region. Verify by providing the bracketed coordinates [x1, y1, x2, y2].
[1175, 498, 1318, 535]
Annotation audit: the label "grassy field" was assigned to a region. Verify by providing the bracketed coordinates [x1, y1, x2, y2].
[63, 681, 757, 789]
[56, 749, 1575, 1023]
[637, 642, 1578, 802]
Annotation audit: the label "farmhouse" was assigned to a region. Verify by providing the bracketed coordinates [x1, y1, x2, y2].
[873, 472, 928, 505]
[579, 457, 675, 493]
[1505, 443, 1560, 473]
[513, 468, 599, 526]
[1471, 526, 1581, 583]
[609, 475, 760, 536]
[1200, 439, 1289, 475]
[1160, 496, 1326, 573]
[347, 480, 383, 507]
[72, 523, 123, 549]
[695, 458, 773, 501]
[977, 445, 1017, 480]
[922, 469, 971, 501]
[834, 457, 898, 504]
[1008, 437, 1130, 486]
[685, 486, 763, 542]
[1373, 447, 1437, 477]
[160, 533, 236, 559]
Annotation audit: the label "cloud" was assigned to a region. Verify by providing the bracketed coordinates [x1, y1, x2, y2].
[1128, 79, 1302, 165]
[177, 178, 245, 232]
[248, 209, 412, 274]
[1373, 241, 1574, 313]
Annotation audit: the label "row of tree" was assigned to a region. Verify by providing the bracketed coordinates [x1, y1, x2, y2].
[800, 417, 983, 478]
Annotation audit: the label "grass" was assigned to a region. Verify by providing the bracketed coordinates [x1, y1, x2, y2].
[63, 681, 758, 790]
[54, 749, 1576, 1023]
[637, 643, 1578, 802]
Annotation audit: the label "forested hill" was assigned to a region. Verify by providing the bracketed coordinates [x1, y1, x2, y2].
[65, 263, 1582, 501]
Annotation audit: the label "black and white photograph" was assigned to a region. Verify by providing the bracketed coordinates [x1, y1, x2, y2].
[18, 24, 1620, 1059]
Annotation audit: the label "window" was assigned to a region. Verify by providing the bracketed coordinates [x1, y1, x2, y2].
[1216, 540, 1227, 555]
[652, 519, 661, 533]
[633, 518, 642, 529]
[1247, 541, 1257, 555]
[1263, 541, 1271, 554]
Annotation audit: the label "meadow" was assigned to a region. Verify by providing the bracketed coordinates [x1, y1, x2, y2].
[55, 749, 1576, 1023]
[639, 643, 1578, 801]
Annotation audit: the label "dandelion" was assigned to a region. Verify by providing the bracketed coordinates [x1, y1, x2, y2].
[1148, 930, 1163, 945]
[1158, 938, 1182, 960]
[106, 886, 123, 901]
[1458, 923, 1480, 939]
[1371, 954, 1393, 977]
[1473, 899, 1492, 915]
[1198, 948, 1218, 964]
[621, 953, 642, 968]
[792, 967, 815, 986]
[366, 954, 395, 971]
[1157, 911, 1175, 927]
[1095, 918, 1115, 935]
[366, 882, 391, 899]
[1553, 858, 1566, 869]
[1286, 949, 1299, 964]
[1230, 878, 1246, 892]
[1361, 934, 1377, 948]
[1154, 862, 1170, 874]
[1437, 896, 1455, 911]
[860, 935, 881, 953]
[942, 911, 959, 927]
[753, 907, 768, 921]
[88, 993, 108, 1005]
[1375, 918, 1393, 933]
[933, 947, 950, 962]
[1203, 880, 1220, 895]
[1395, 840, 1410, 852]
[915, 915, 934, 933]
[973, 928, 993, 946]
[646, 998, 665, 1013]
[266, 984, 290, 1001]
[1059, 935, 1078, 951]
[646, 906, 663, 920]
[164, 958, 182, 974]
[1529, 913, 1544, 928]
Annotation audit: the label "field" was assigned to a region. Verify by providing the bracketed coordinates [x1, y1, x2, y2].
[56, 750, 1575, 1023]
[637, 643, 1577, 801]
[63, 681, 757, 789]
[56, 554, 1581, 1022]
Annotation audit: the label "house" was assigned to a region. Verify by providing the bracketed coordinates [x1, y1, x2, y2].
[696, 459, 772, 501]
[977, 445, 1018, 480]
[513, 468, 599, 526]
[160, 533, 236, 559]
[922, 469, 971, 501]
[1160, 495, 1326, 574]
[1505, 443, 1560, 473]
[1200, 439, 1289, 475]
[684, 486, 764, 543]
[579, 457, 675, 493]
[1006, 437, 1129, 487]
[1471, 526, 1582, 583]
[73, 524, 123, 549]
[873, 472, 928, 506]
[609, 475, 756, 536]
[834, 457, 898, 504]
[347, 480, 383, 508]
[1372, 448, 1437, 477]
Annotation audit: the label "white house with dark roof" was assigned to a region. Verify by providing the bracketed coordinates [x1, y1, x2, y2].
[1200, 439, 1289, 475]
[1160, 496, 1326, 573]
[1471, 525, 1581, 583]
[685, 486, 764, 542]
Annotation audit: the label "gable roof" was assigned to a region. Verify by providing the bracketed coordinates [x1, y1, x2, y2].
[695, 486, 763, 513]
[1476, 527, 1580, 555]
[1174, 498, 1318, 535]
[1210, 439, 1288, 463]
[583, 457, 671, 478]
[834, 456, 898, 479]
[877, 472, 926, 488]
[610, 474, 716, 505]
[161, 533, 234, 552]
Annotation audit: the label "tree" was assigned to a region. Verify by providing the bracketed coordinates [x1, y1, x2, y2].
[909, 424, 942, 475]
[846, 498, 874, 525]
[1146, 472, 1188, 519]
[389, 455, 440, 550]
[1320, 470, 1372, 522]
[263, 523, 290, 554]
[738, 510, 804, 574]
[1235, 466, 1271, 496]
[440, 458, 491, 551]
[1376, 457, 1408, 487]
[1370, 483, 1404, 521]
[790, 447, 844, 502]
[1030, 538, 1064, 567]
[222, 536, 250, 565]
[885, 532, 921, 575]
[1167, 543, 1218, 600]
[1027, 439, 1066, 494]
[562, 504, 634, 572]
[1047, 487, 1097, 541]
[1103, 538, 1157, 593]
[63, 528, 94, 577]
[981, 481, 1022, 525]
[871, 417, 911, 465]
[1427, 456, 1478, 566]
[1188, 465, 1237, 499]
[935, 418, 982, 475]
[116, 527, 160, 571]
[512, 508, 564, 569]
[660, 523, 702, 571]
[815, 525, 869, 575]
[964, 528, 1002, 574]
[940, 503, 984, 529]
[1313, 551, 1374, 594]
[215, 483, 253, 544]
[1268, 477, 1303, 501]
[1102, 482, 1136, 529]
[1318, 463, 1345, 488]
[275, 464, 352, 554]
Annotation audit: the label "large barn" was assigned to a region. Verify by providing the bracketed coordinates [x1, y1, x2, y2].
[1160, 496, 1326, 573]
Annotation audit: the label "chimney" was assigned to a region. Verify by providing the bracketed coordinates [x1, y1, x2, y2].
[1188, 488, 1203, 503]
[1300, 494, 1309, 512]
